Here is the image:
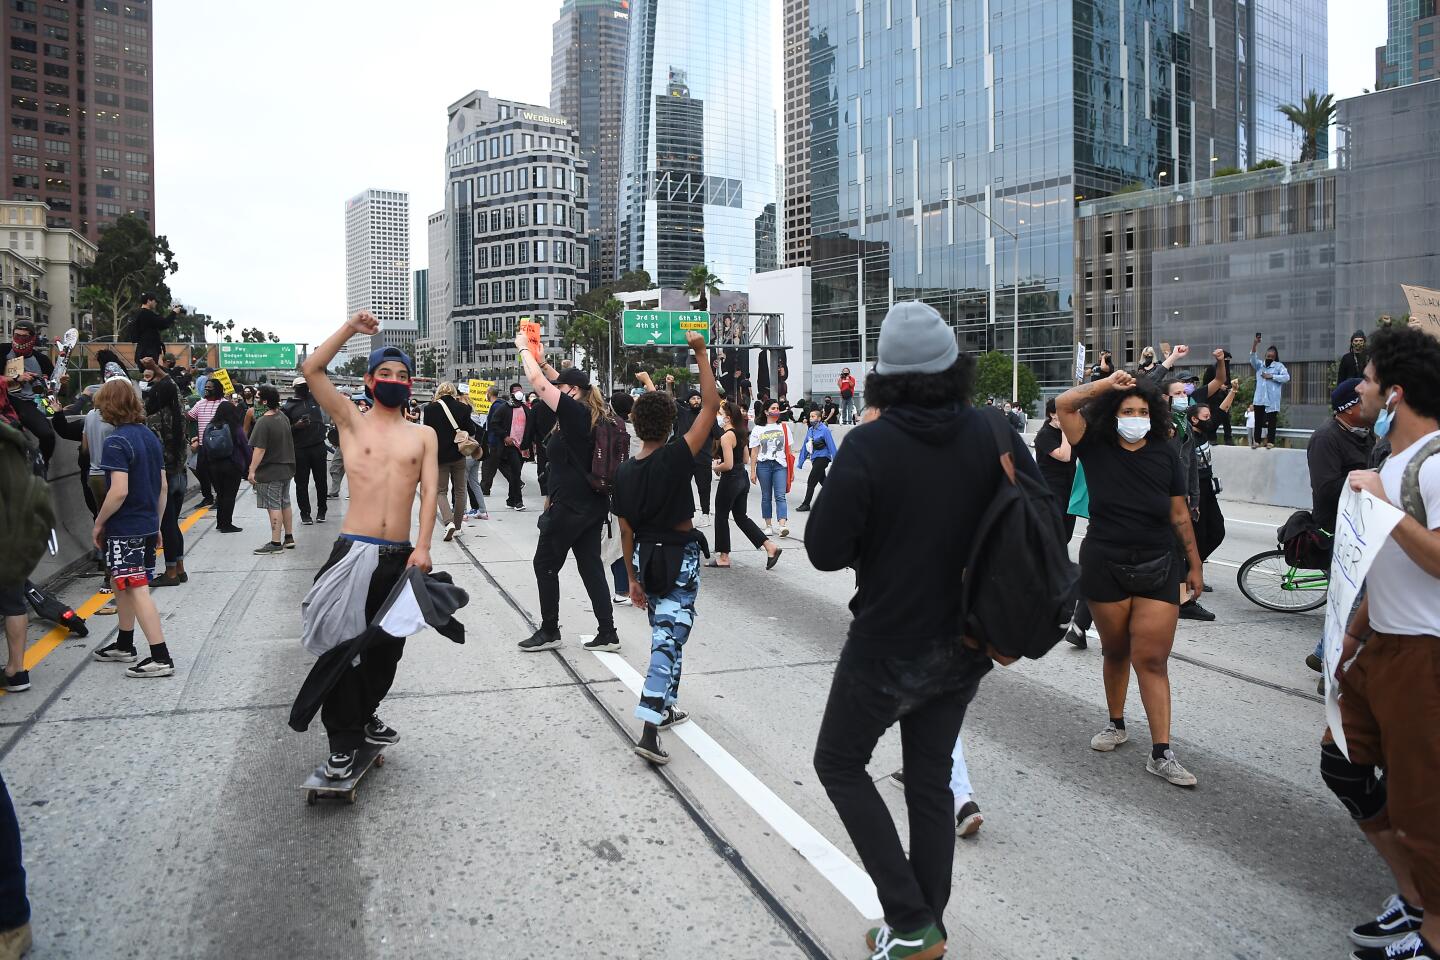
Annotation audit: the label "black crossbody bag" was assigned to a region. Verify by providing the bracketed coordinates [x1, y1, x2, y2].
[1105, 553, 1172, 594]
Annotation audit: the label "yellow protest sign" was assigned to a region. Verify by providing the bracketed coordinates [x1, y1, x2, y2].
[468, 379, 494, 416]
[212, 368, 235, 397]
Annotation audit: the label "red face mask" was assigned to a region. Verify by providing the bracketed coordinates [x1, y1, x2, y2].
[10, 333, 34, 355]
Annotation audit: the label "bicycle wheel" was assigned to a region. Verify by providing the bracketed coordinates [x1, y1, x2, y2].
[1237, 549, 1329, 613]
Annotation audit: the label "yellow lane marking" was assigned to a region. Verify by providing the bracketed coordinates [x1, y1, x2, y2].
[2, 505, 212, 692]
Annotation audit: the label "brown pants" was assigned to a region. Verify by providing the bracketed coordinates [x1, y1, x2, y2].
[1340, 632, 1440, 909]
[436, 458, 469, 527]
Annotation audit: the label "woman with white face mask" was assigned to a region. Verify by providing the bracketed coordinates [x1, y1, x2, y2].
[1054, 370, 1205, 789]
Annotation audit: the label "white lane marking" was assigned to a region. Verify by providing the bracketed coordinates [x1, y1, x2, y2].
[1206, 559, 1241, 569]
[584, 642, 884, 919]
[1226, 518, 1281, 529]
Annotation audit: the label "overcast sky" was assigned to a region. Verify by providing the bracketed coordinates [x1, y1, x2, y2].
[153, 1, 1387, 348]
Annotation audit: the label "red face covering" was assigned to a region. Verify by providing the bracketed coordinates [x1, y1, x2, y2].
[10, 332, 34, 356]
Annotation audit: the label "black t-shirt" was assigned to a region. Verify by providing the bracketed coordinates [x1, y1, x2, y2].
[1075, 433, 1186, 549]
[612, 437, 695, 535]
[1032, 423, 1075, 501]
[545, 392, 607, 515]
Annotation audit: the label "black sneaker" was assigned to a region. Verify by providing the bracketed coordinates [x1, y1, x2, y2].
[324, 751, 355, 780]
[253, 542, 284, 555]
[1352, 933, 1436, 960]
[1202, 584, 1214, 593]
[795, 503, 811, 512]
[93, 642, 137, 663]
[1352, 895, 1425, 948]
[300, 516, 313, 526]
[887, 768, 905, 789]
[956, 800, 984, 838]
[3, 670, 30, 693]
[124, 657, 175, 679]
[1305, 652, 1324, 673]
[1178, 600, 1216, 622]
[517, 626, 561, 652]
[199, 498, 216, 508]
[1064, 622, 1088, 648]
[634, 733, 670, 765]
[364, 716, 400, 746]
[283, 535, 296, 550]
[316, 514, 327, 523]
[658, 706, 690, 729]
[583, 629, 621, 652]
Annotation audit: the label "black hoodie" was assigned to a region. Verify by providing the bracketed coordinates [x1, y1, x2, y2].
[805, 403, 1041, 657]
[1337, 330, 1368, 384]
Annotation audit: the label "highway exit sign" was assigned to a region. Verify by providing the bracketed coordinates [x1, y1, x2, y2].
[621, 310, 710, 347]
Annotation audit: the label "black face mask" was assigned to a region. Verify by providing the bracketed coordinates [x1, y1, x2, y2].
[204, 387, 222, 401]
[294, 384, 310, 399]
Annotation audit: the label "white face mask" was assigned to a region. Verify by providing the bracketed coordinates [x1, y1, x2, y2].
[1117, 416, 1151, 442]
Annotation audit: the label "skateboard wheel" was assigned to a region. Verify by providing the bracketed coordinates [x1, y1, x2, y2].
[375, 755, 385, 767]
[306, 791, 317, 806]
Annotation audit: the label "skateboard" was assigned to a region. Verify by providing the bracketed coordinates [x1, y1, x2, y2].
[302, 742, 386, 806]
[48, 327, 78, 392]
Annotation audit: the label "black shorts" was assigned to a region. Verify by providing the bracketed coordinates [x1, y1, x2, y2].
[0, 584, 25, 618]
[1079, 538, 1181, 605]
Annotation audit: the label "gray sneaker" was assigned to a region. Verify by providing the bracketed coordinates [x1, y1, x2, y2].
[253, 541, 284, 555]
[1090, 723, 1128, 752]
[1146, 749, 1198, 787]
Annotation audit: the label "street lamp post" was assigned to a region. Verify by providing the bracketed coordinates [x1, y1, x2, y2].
[954, 195, 1021, 402]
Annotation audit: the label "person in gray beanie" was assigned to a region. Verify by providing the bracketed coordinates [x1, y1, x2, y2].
[807, 301, 1041, 959]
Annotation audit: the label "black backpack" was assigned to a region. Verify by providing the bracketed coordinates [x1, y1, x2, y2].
[203, 418, 233, 460]
[0, 422, 54, 591]
[588, 414, 630, 496]
[1277, 509, 1331, 570]
[960, 408, 1079, 660]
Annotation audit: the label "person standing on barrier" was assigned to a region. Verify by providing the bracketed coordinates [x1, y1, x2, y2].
[1250, 335, 1290, 449]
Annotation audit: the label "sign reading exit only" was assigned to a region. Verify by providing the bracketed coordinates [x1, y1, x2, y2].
[621, 310, 711, 347]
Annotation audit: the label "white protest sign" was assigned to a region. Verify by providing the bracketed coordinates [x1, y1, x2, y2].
[1401, 283, 1440, 340]
[1074, 342, 1087, 384]
[1323, 485, 1406, 759]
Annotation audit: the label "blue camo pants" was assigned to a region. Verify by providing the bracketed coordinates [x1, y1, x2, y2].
[635, 542, 701, 725]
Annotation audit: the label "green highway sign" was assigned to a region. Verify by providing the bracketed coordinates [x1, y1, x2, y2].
[218, 343, 299, 369]
[621, 310, 711, 347]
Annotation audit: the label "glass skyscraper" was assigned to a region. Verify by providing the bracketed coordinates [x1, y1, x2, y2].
[618, 0, 776, 290]
[807, 0, 1325, 390]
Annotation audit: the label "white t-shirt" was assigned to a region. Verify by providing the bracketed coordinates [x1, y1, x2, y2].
[1366, 429, 1440, 636]
[748, 422, 789, 464]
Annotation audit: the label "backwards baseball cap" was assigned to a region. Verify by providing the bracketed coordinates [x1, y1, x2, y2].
[366, 345, 413, 376]
[551, 367, 591, 390]
[874, 301, 959, 375]
[1332, 377, 1363, 413]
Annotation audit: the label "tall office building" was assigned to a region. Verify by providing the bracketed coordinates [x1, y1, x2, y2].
[618, 0, 775, 290]
[343, 189, 412, 363]
[4, 0, 156, 241]
[551, 0, 629, 286]
[782, 0, 812, 267]
[413, 269, 428, 339]
[808, 0, 1325, 390]
[1376, 0, 1439, 89]
[443, 91, 589, 383]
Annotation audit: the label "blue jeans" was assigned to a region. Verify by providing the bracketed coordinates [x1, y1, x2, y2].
[0, 770, 29, 931]
[755, 459, 788, 522]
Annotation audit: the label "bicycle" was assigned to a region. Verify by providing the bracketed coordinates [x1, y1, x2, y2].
[1236, 549, 1330, 613]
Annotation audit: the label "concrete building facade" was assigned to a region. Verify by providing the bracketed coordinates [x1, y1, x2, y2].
[4, 0, 157, 241]
[0, 199, 96, 340]
[781, 0, 812, 268]
[343, 189, 412, 364]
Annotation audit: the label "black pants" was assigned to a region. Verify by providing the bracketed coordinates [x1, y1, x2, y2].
[713, 473, 767, 554]
[814, 643, 990, 933]
[800, 458, 830, 507]
[536, 445, 550, 497]
[160, 470, 186, 564]
[210, 458, 243, 529]
[611, 557, 627, 595]
[0, 770, 28, 932]
[192, 454, 214, 503]
[1253, 409, 1279, 446]
[293, 443, 329, 520]
[1196, 478, 1226, 561]
[13, 397, 54, 463]
[316, 539, 408, 752]
[483, 447, 524, 506]
[533, 504, 614, 634]
[691, 459, 713, 514]
[1061, 513, 1092, 630]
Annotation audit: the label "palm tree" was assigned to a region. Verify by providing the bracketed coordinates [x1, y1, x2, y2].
[683, 264, 723, 311]
[1277, 91, 1337, 163]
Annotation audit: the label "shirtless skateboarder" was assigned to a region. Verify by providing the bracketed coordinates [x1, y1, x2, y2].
[299, 311, 437, 779]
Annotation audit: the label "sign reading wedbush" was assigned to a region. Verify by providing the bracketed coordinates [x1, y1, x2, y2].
[621, 310, 710, 347]
[218, 343, 299, 369]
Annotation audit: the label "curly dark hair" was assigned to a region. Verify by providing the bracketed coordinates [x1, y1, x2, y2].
[863, 356, 976, 410]
[257, 384, 280, 409]
[610, 391, 635, 420]
[631, 391, 677, 442]
[1081, 376, 1171, 445]
[1370, 326, 1440, 420]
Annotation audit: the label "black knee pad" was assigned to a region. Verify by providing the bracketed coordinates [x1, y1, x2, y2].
[1320, 742, 1386, 821]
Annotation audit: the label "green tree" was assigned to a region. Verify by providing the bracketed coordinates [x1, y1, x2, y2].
[682, 264, 722, 310]
[1248, 158, 1284, 172]
[1211, 166, 1244, 178]
[79, 214, 179, 340]
[419, 350, 438, 379]
[973, 351, 1041, 410]
[1278, 91, 1336, 163]
[614, 270, 653, 294]
[339, 356, 369, 377]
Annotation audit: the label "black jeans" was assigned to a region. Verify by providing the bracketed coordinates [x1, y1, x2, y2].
[533, 503, 614, 634]
[210, 458, 243, 529]
[1253, 409, 1279, 446]
[0, 770, 28, 931]
[1196, 478, 1226, 562]
[12, 397, 54, 463]
[814, 642, 991, 933]
[691, 459, 713, 514]
[160, 470, 186, 565]
[713, 473, 767, 554]
[483, 447, 525, 506]
[800, 457, 830, 507]
[192, 452, 214, 502]
[293, 443, 329, 520]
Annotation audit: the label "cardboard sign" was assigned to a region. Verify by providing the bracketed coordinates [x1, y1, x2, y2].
[1400, 283, 1440, 340]
[468, 379, 494, 417]
[521, 320, 543, 365]
[1322, 486, 1406, 759]
[212, 368, 236, 397]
